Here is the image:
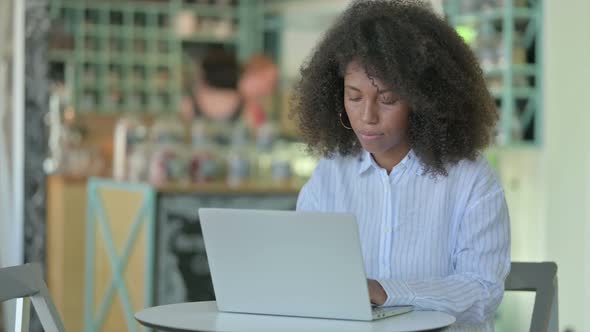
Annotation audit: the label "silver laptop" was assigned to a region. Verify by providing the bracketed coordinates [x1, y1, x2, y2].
[198, 208, 413, 321]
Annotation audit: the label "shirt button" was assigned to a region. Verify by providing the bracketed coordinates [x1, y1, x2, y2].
[384, 227, 391, 234]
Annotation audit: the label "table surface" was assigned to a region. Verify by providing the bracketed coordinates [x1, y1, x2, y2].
[135, 301, 456, 332]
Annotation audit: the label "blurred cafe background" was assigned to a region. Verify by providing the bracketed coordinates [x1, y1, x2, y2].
[1, 0, 589, 331]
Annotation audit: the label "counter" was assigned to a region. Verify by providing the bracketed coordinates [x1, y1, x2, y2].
[46, 175, 301, 332]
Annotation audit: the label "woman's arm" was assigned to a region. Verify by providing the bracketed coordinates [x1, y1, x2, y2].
[376, 189, 510, 324]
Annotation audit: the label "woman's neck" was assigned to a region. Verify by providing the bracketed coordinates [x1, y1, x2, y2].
[371, 144, 411, 174]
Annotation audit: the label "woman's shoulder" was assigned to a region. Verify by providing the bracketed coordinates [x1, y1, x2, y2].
[449, 153, 495, 174]
[446, 153, 502, 193]
[298, 154, 359, 204]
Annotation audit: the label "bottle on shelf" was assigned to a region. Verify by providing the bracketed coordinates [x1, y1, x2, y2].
[188, 119, 225, 183]
[112, 114, 149, 181]
[226, 123, 251, 187]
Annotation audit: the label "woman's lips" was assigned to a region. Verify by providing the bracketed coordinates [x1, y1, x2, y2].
[359, 132, 384, 140]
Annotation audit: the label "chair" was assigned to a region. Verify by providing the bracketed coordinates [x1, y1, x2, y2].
[0, 263, 65, 332]
[505, 262, 558, 332]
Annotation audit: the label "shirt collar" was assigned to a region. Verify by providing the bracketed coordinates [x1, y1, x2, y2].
[357, 150, 375, 175]
[357, 149, 422, 175]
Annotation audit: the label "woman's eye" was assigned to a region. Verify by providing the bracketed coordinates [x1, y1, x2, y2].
[380, 96, 398, 105]
[348, 97, 362, 102]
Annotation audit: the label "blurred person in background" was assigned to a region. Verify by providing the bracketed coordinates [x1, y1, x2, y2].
[238, 54, 278, 131]
[182, 49, 242, 126]
[181, 50, 277, 136]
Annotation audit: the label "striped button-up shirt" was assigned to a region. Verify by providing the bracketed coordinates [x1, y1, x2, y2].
[296, 149, 510, 331]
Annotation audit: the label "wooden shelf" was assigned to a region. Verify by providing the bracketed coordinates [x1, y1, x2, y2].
[156, 180, 303, 194]
[47, 175, 303, 194]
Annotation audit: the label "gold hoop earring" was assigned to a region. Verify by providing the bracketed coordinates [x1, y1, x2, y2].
[339, 112, 352, 130]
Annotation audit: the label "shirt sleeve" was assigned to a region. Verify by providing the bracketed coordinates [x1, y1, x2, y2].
[377, 188, 511, 325]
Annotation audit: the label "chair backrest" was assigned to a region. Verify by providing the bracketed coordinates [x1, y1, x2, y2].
[505, 262, 558, 332]
[0, 263, 65, 332]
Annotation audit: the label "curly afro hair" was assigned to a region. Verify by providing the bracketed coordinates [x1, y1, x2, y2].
[290, 0, 497, 176]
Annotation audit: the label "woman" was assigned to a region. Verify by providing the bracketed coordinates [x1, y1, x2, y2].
[291, 1, 510, 331]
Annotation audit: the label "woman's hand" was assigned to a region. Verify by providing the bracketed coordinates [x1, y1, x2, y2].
[367, 279, 387, 305]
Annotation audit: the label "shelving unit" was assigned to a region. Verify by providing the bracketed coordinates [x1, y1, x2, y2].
[48, 0, 262, 114]
[444, 0, 543, 146]
[261, 0, 351, 136]
[260, 0, 543, 144]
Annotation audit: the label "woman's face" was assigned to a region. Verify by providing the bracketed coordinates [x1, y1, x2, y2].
[343, 61, 411, 162]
